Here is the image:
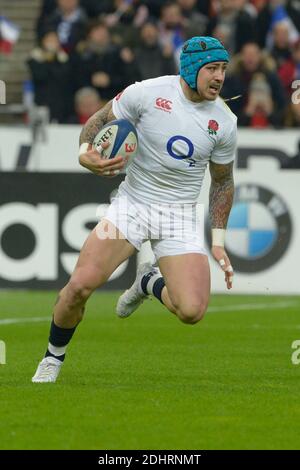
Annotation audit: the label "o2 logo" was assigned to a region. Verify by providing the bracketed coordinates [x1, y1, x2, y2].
[166, 135, 196, 167]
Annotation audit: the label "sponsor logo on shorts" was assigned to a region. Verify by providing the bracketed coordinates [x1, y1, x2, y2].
[155, 98, 172, 112]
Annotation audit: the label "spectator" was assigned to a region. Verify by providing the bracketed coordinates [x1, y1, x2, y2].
[37, 0, 57, 31]
[196, 0, 214, 16]
[101, 0, 149, 28]
[38, 0, 109, 21]
[39, 0, 87, 53]
[269, 20, 292, 69]
[250, 0, 268, 12]
[100, 1, 150, 49]
[222, 42, 287, 127]
[27, 31, 73, 122]
[243, 72, 276, 128]
[80, 0, 112, 17]
[256, 0, 300, 49]
[285, 102, 300, 128]
[68, 87, 102, 124]
[71, 20, 129, 100]
[207, 0, 256, 55]
[278, 39, 300, 97]
[177, 0, 208, 38]
[157, 1, 185, 68]
[235, 0, 258, 18]
[143, 0, 168, 18]
[133, 21, 177, 80]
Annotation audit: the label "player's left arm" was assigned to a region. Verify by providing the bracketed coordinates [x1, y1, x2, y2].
[209, 160, 234, 289]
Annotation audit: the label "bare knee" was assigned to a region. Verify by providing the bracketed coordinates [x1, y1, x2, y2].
[175, 301, 208, 325]
[64, 265, 109, 305]
[63, 279, 93, 310]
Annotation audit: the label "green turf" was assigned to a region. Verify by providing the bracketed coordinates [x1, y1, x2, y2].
[1, 291, 300, 450]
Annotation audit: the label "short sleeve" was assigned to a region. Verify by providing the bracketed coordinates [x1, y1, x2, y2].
[112, 81, 144, 125]
[210, 120, 237, 165]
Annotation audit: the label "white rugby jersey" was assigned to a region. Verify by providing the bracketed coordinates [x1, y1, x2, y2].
[112, 75, 237, 204]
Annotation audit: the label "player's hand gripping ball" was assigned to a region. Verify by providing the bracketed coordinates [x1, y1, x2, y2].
[93, 119, 138, 170]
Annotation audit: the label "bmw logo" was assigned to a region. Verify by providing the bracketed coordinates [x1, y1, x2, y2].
[225, 184, 292, 273]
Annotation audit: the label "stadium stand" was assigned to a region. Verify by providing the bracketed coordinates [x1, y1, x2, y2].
[0, 0, 299, 126]
[0, 0, 40, 116]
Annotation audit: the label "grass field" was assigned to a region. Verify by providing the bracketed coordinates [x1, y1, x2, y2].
[0, 291, 300, 450]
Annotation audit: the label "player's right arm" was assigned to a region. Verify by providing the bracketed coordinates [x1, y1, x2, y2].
[78, 100, 126, 177]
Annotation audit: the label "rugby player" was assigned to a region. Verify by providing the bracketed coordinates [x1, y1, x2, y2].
[32, 36, 236, 383]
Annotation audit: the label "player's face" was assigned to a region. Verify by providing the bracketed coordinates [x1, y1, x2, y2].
[196, 62, 227, 101]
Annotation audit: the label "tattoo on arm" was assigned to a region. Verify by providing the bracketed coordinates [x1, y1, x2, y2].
[209, 161, 234, 229]
[79, 100, 116, 145]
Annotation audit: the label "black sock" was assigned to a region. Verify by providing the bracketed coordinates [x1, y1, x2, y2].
[141, 271, 156, 295]
[152, 277, 166, 304]
[45, 320, 77, 362]
[141, 271, 165, 304]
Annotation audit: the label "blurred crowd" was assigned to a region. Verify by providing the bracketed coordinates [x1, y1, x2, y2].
[25, 0, 300, 128]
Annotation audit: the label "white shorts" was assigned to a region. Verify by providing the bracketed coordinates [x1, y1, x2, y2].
[101, 187, 207, 260]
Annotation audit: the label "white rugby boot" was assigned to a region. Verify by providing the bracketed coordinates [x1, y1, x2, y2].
[32, 356, 63, 383]
[116, 262, 160, 318]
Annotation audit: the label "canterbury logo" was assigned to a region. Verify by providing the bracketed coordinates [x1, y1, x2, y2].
[155, 97, 172, 112]
[125, 143, 136, 153]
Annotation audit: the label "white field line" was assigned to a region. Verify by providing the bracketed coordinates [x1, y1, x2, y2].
[0, 301, 299, 326]
[207, 300, 299, 313]
[0, 317, 51, 325]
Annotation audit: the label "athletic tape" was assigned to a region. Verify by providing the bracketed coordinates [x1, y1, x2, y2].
[79, 143, 89, 156]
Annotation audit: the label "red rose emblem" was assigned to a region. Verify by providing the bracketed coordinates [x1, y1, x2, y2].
[208, 120, 219, 135]
[208, 120, 219, 131]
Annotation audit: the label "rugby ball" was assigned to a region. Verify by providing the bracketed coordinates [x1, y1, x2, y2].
[93, 119, 138, 163]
